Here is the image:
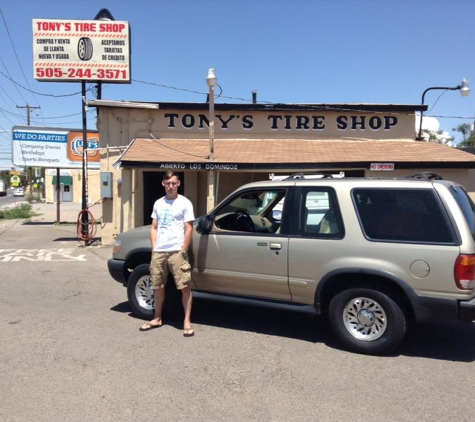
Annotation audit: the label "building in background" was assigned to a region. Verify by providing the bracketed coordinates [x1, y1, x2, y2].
[44, 168, 100, 204]
[88, 101, 475, 245]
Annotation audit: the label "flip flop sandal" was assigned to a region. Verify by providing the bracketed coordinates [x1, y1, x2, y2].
[183, 327, 194, 337]
[139, 321, 162, 331]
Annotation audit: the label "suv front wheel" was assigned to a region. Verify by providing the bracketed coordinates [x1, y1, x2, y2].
[126, 264, 179, 320]
[329, 288, 406, 355]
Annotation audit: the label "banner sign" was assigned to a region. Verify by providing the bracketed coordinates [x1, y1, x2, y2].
[12, 126, 100, 169]
[33, 19, 131, 83]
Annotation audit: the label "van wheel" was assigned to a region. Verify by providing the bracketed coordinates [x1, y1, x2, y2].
[126, 264, 179, 320]
[329, 288, 406, 355]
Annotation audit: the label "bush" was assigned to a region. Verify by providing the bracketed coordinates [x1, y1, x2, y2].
[26, 193, 43, 203]
[0, 203, 33, 220]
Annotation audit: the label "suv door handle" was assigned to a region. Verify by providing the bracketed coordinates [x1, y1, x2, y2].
[269, 243, 282, 250]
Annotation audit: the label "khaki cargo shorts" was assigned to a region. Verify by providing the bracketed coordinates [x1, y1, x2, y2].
[150, 251, 191, 290]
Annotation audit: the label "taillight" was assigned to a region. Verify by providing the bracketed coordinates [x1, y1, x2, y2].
[454, 254, 475, 290]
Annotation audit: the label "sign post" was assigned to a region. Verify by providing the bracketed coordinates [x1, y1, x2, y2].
[32, 10, 130, 244]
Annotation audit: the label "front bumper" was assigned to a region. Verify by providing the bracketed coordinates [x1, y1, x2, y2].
[108, 259, 127, 285]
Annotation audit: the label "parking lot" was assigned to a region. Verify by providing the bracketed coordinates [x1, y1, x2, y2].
[1, 203, 475, 421]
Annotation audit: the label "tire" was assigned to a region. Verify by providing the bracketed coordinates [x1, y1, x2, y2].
[126, 264, 180, 320]
[77, 37, 93, 61]
[329, 288, 406, 355]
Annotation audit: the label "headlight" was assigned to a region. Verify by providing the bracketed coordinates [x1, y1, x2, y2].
[112, 238, 121, 256]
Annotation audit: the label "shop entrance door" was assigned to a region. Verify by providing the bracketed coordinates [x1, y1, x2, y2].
[61, 184, 73, 202]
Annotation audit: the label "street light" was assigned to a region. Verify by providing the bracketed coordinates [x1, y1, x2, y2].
[206, 68, 217, 212]
[417, 78, 470, 141]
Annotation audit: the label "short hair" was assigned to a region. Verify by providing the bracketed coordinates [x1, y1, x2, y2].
[163, 171, 180, 181]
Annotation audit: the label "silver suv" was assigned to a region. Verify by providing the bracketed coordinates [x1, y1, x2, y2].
[108, 173, 475, 355]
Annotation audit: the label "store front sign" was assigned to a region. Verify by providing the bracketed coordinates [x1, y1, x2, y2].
[163, 113, 399, 133]
[33, 18, 131, 83]
[159, 163, 240, 170]
[370, 163, 395, 171]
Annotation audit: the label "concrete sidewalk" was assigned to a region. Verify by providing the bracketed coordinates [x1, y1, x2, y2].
[0, 201, 102, 243]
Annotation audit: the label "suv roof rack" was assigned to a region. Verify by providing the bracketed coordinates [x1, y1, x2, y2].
[407, 172, 443, 181]
[282, 172, 338, 180]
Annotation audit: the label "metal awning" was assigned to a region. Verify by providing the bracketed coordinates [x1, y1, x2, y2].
[52, 176, 73, 185]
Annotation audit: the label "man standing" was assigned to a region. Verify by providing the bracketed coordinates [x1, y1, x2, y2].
[139, 171, 195, 337]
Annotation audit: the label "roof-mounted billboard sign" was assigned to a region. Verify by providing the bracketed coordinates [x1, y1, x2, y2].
[12, 126, 100, 169]
[33, 19, 131, 83]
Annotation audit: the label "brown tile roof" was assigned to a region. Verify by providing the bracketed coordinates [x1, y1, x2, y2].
[118, 138, 475, 167]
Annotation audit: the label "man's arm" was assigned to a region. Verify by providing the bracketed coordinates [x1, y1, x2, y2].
[150, 219, 158, 249]
[182, 221, 193, 252]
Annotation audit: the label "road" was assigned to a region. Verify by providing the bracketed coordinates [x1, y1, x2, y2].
[1, 207, 475, 421]
[0, 189, 26, 205]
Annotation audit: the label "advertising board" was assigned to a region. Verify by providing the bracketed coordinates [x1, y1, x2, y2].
[12, 126, 100, 169]
[33, 19, 130, 83]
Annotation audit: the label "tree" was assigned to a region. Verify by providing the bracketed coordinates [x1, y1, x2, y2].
[421, 129, 454, 145]
[453, 123, 474, 147]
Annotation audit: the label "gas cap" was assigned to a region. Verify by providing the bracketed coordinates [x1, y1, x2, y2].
[410, 260, 430, 278]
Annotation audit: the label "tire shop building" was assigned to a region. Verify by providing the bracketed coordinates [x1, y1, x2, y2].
[89, 100, 475, 245]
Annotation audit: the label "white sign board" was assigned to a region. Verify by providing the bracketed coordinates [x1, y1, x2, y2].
[33, 19, 130, 83]
[12, 126, 100, 169]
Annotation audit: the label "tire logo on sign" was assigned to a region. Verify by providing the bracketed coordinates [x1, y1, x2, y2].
[78, 37, 93, 61]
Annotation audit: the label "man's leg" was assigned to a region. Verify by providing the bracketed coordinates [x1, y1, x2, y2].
[169, 251, 194, 336]
[181, 286, 193, 330]
[140, 252, 166, 331]
[153, 286, 165, 323]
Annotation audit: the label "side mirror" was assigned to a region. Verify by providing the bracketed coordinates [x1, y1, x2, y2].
[272, 210, 282, 221]
[196, 215, 213, 234]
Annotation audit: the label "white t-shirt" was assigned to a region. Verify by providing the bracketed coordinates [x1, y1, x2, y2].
[151, 195, 195, 252]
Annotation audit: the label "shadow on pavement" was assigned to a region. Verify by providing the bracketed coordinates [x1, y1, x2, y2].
[111, 296, 475, 362]
[53, 237, 81, 242]
[23, 221, 58, 226]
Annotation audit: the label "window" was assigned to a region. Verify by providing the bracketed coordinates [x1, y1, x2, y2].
[299, 189, 343, 238]
[214, 189, 286, 233]
[353, 188, 455, 244]
[450, 184, 475, 239]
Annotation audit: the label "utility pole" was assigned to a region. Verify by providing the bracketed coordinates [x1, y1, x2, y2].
[17, 104, 41, 197]
[16, 104, 40, 126]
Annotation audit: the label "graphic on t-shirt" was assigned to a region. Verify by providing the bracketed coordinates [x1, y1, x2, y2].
[159, 209, 173, 228]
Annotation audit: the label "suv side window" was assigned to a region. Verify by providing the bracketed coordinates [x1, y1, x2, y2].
[353, 188, 455, 244]
[214, 189, 286, 234]
[450, 184, 475, 238]
[299, 188, 343, 238]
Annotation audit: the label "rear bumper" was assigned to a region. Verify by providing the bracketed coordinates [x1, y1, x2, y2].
[413, 295, 475, 323]
[459, 296, 475, 323]
[108, 259, 127, 285]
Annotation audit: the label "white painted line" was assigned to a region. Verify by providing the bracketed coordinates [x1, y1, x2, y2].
[0, 248, 86, 262]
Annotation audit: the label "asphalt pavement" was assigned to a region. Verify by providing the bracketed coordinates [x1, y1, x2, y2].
[2, 201, 475, 421]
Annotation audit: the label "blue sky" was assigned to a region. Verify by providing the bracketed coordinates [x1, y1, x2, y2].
[1, 0, 474, 169]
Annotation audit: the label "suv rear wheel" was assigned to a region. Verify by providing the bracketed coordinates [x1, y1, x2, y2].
[329, 288, 406, 355]
[126, 264, 180, 320]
